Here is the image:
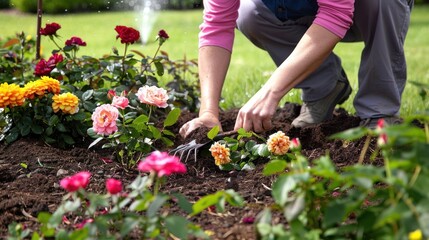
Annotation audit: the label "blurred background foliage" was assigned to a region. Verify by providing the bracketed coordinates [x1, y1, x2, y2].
[2, 0, 203, 13]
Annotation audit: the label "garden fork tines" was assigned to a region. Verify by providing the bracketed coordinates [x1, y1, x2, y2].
[170, 130, 238, 162]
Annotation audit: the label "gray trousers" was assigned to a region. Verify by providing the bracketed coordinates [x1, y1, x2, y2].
[236, 0, 413, 119]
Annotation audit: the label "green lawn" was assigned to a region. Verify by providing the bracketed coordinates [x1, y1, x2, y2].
[1, 6, 428, 116]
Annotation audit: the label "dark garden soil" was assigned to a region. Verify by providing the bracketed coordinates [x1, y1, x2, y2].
[0, 103, 379, 239]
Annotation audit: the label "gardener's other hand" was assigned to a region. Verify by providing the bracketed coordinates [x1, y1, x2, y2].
[234, 87, 281, 133]
[179, 111, 222, 138]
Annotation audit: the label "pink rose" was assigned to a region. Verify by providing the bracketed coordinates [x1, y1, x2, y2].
[136, 85, 169, 108]
[106, 178, 122, 194]
[111, 96, 129, 109]
[91, 104, 119, 135]
[60, 171, 91, 192]
[138, 151, 186, 177]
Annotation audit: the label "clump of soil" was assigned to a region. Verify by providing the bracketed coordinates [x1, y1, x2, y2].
[0, 103, 373, 239]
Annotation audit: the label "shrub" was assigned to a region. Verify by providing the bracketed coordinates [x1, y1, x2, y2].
[0, 0, 10, 9]
[10, 0, 112, 14]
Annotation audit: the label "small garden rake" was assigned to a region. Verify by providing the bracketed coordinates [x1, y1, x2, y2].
[170, 130, 237, 162]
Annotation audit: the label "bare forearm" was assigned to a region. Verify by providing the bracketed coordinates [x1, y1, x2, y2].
[198, 46, 231, 118]
[265, 24, 341, 100]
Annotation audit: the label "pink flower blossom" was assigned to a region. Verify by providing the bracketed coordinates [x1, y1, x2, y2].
[75, 218, 94, 229]
[91, 104, 119, 135]
[106, 178, 122, 194]
[290, 138, 301, 151]
[138, 151, 186, 177]
[60, 171, 91, 192]
[107, 90, 116, 99]
[242, 216, 255, 224]
[111, 96, 129, 109]
[136, 85, 169, 108]
[377, 133, 388, 147]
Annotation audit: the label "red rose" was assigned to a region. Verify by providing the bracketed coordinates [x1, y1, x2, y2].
[34, 59, 52, 76]
[65, 36, 87, 47]
[115, 25, 140, 44]
[34, 53, 63, 77]
[40, 22, 61, 36]
[158, 29, 169, 40]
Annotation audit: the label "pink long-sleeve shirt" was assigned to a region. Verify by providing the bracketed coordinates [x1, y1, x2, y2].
[199, 0, 355, 52]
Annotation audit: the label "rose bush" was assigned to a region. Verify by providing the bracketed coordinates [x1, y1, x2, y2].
[1, 23, 200, 150]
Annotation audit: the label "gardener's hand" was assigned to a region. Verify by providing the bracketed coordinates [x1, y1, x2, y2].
[179, 111, 222, 138]
[234, 86, 281, 133]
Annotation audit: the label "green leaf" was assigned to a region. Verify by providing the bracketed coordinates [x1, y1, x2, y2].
[192, 192, 222, 215]
[329, 127, 369, 141]
[69, 228, 89, 240]
[20, 125, 30, 136]
[285, 193, 305, 221]
[323, 201, 347, 228]
[154, 61, 164, 76]
[56, 123, 67, 132]
[120, 217, 140, 237]
[31, 124, 43, 135]
[163, 108, 181, 127]
[148, 125, 162, 139]
[48, 115, 60, 126]
[165, 215, 189, 239]
[172, 193, 193, 214]
[207, 126, 220, 140]
[82, 89, 94, 101]
[263, 160, 287, 176]
[147, 195, 169, 218]
[5, 131, 19, 143]
[161, 137, 174, 147]
[272, 175, 297, 206]
[62, 134, 75, 145]
[133, 114, 149, 125]
[72, 112, 87, 121]
[252, 144, 270, 157]
[37, 212, 52, 224]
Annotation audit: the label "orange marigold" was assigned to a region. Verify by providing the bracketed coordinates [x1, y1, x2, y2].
[209, 142, 231, 166]
[24, 76, 60, 99]
[0, 83, 25, 108]
[267, 131, 290, 155]
[52, 92, 79, 114]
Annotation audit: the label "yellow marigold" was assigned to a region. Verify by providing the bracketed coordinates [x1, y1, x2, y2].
[0, 83, 25, 108]
[209, 142, 231, 166]
[41, 76, 61, 94]
[409, 229, 423, 240]
[267, 131, 290, 155]
[52, 92, 79, 115]
[24, 77, 60, 99]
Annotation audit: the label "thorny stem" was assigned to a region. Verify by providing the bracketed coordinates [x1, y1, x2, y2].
[358, 135, 371, 164]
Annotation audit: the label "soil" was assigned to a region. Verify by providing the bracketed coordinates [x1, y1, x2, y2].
[0, 103, 378, 239]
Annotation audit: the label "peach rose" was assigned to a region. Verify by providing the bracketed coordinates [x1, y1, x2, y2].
[136, 85, 168, 108]
[209, 142, 231, 166]
[267, 131, 290, 155]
